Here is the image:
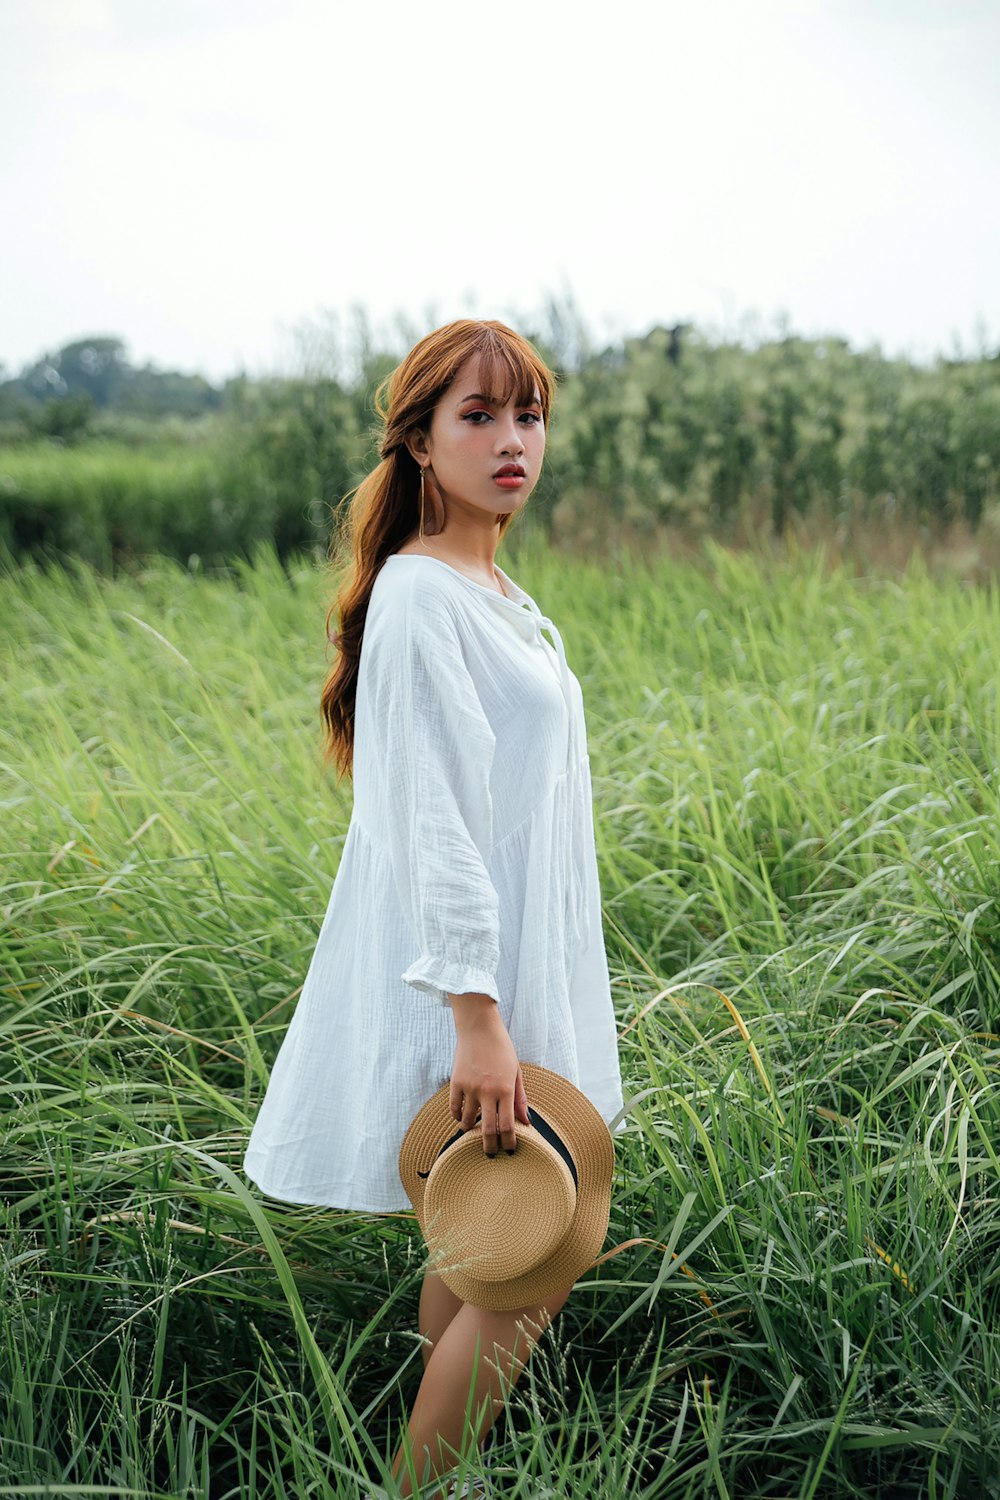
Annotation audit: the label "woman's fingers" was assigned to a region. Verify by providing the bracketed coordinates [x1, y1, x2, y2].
[481, 1098, 500, 1157]
[513, 1066, 530, 1127]
[459, 1090, 479, 1134]
[454, 1087, 508, 1155]
[498, 1089, 517, 1154]
[458, 1090, 501, 1155]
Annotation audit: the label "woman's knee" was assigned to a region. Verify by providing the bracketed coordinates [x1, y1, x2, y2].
[504, 1282, 574, 1364]
[519, 1281, 573, 1331]
[543, 1282, 574, 1319]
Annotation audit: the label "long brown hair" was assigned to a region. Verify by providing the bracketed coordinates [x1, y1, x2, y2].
[320, 319, 557, 781]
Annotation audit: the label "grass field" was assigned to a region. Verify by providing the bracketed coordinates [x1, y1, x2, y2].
[2, 537, 998, 1498]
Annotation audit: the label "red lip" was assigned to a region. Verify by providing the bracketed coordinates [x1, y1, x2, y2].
[492, 464, 525, 478]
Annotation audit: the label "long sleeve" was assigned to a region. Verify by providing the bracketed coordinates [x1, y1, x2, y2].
[367, 579, 501, 1007]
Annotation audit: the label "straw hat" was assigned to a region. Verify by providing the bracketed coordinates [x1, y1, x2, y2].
[398, 1063, 615, 1312]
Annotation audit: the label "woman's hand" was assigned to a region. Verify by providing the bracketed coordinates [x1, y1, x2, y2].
[447, 993, 530, 1156]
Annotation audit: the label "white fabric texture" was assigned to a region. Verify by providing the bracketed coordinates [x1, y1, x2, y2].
[242, 553, 625, 1212]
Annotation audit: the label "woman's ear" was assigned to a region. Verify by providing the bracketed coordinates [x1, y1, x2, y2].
[403, 426, 430, 468]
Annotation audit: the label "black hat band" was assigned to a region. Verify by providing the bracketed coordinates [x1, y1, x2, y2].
[417, 1105, 578, 1189]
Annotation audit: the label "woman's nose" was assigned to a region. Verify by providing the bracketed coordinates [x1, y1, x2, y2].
[496, 418, 524, 454]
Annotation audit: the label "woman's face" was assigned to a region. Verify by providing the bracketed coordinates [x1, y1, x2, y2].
[408, 352, 546, 521]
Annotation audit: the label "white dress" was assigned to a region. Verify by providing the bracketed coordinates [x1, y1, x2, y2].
[242, 552, 625, 1212]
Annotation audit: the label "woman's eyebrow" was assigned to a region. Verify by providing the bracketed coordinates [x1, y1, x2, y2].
[456, 391, 542, 406]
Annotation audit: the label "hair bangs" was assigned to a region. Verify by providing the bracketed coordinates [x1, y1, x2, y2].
[471, 331, 548, 416]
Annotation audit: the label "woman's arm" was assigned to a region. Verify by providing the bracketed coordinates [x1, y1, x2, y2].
[447, 992, 530, 1156]
[367, 583, 527, 1152]
[371, 583, 503, 1008]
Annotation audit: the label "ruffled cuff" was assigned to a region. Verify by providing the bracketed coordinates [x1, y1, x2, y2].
[401, 954, 501, 1009]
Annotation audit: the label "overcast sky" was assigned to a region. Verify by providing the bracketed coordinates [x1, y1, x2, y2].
[2, 0, 998, 381]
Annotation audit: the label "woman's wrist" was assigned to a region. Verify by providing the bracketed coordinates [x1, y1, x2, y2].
[447, 991, 501, 1035]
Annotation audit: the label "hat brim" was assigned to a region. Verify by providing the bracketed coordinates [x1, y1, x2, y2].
[399, 1063, 614, 1312]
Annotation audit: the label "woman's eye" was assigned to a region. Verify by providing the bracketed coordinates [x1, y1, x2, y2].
[464, 410, 541, 425]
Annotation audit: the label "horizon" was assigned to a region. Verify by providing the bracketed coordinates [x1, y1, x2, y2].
[5, 299, 996, 392]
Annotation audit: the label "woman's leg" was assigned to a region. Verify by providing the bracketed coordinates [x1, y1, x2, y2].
[391, 1284, 572, 1497]
[418, 1273, 465, 1368]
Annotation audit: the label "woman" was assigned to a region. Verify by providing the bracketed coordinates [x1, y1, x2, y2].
[243, 319, 624, 1495]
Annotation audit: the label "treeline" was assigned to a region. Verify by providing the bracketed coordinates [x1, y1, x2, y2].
[1, 307, 998, 571]
[0, 337, 224, 430]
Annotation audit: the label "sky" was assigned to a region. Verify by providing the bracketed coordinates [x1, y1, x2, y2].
[2, 0, 998, 382]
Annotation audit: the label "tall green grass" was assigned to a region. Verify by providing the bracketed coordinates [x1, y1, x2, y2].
[1, 537, 997, 1497]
